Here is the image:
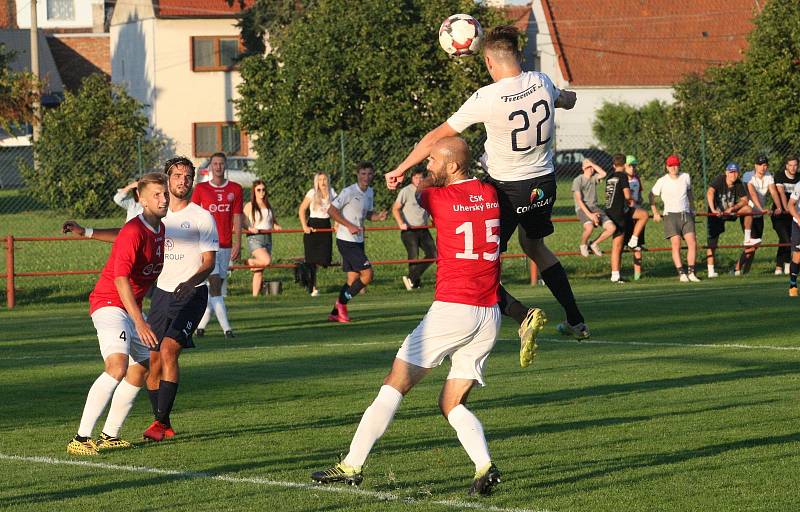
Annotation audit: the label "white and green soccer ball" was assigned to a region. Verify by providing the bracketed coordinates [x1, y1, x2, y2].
[438, 14, 483, 57]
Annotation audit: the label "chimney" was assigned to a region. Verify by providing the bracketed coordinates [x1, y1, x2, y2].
[92, 1, 105, 32]
[1, 0, 19, 29]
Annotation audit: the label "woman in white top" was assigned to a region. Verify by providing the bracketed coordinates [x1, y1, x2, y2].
[244, 180, 282, 297]
[298, 173, 337, 296]
[113, 180, 143, 222]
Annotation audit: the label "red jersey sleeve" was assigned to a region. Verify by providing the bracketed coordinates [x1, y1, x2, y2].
[232, 183, 244, 215]
[112, 224, 141, 278]
[191, 184, 205, 206]
[418, 187, 436, 213]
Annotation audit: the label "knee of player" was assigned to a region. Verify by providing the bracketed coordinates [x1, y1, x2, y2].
[104, 363, 128, 381]
[360, 269, 374, 285]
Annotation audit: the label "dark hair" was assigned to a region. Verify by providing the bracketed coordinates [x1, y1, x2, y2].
[357, 161, 374, 172]
[612, 153, 626, 167]
[484, 26, 521, 60]
[163, 156, 195, 176]
[210, 152, 227, 162]
[411, 168, 425, 177]
[786, 154, 799, 166]
[137, 172, 168, 196]
[249, 179, 271, 225]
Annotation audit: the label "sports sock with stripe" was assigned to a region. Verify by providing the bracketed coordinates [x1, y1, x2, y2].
[77, 372, 120, 438]
[342, 385, 403, 469]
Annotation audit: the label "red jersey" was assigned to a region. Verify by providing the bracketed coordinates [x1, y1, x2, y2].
[89, 216, 166, 314]
[419, 179, 501, 307]
[191, 180, 244, 248]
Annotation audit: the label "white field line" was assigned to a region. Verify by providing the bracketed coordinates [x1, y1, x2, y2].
[2, 337, 800, 363]
[0, 453, 550, 512]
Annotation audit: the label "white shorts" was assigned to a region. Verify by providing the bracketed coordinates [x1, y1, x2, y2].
[91, 306, 150, 364]
[396, 301, 501, 386]
[212, 247, 232, 277]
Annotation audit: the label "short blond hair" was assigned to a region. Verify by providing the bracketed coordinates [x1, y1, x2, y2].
[137, 172, 168, 196]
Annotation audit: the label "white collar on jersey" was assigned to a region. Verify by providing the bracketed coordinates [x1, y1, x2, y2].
[137, 213, 162, 234]
[210, 180, 229, 188]
[450, 177, 478, 185]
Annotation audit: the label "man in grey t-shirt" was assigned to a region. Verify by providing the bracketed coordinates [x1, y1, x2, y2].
[571, 159, 615, 257]
[392, 169, 437, 290]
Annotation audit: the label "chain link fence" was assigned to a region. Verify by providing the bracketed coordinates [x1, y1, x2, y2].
[1, 129, 796, 305]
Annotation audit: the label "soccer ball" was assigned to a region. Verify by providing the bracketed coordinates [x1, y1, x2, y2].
[438, 14, 483, 57]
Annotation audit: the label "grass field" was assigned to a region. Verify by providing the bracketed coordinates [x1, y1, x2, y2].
[2, 275, 799, 511]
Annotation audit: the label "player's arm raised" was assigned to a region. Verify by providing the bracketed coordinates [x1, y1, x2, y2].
[385, 122, 458, 189]
[62, 220, 120, 243]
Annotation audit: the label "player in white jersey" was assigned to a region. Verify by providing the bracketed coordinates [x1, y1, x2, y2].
[63, 157, 218, 444]
[386, 25, 588, 340]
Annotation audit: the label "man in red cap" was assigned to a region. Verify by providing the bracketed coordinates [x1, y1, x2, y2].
[649, 155, 701, 282]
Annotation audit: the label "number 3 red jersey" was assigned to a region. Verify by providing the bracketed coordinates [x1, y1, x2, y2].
[191, 180, 244, 248]
[89, 216, 166, 314]
[419, 178, 501, 307]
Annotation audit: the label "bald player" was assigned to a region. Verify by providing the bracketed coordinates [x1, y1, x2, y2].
[312, 137, 542, 495]
[385, 25, 589, 342]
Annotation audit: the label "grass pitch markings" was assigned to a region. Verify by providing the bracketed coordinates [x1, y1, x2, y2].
[0, 453, 551, 512]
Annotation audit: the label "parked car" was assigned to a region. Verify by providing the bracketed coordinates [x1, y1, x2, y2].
[195, 156, 258, 186]
[554, 148, 613, 178]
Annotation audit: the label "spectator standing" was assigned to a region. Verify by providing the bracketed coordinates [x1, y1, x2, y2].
[191, 152, 243, 338]
[624, 155, 649, 280]
[706, 163, 752, 277]
[327, 162, 388, 323]
[772, 155, 799, 275]
[571, 159, 615, 257]
[298, 173, 337, 296]
[740, 156, 782, 274]
[113, 180, 143, 222]
[649, 155, 700, 282]
[244, 179, 281, 297]
[603, 154, 634, 282]
[392, 168, 437, 290]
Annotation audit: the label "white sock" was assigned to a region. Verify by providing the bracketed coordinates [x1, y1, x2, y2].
[209, 295, 232, 332]
[786, 263, 792, 274]
[77, 372, 120, 438]
[221, 279, 229, 297]
[611, 271, 620, 281]
[744, 229, 751, 240]
[342, 385, 403, 468]
[198, 303, 212, 329]
[101, 378, 141, 438]
[447, 404, 491, 472]
[629, 235, 638, 246]
[708, 264, 715, 274]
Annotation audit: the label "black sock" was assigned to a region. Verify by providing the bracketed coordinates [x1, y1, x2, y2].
[338, 280, 366, 304]
[148, 388, 159, 417]
[156, 380, 178, 426]
[677, 266, 686, 275]
[336, 283, 350, 305]
[75, 435, 89, 442]
[790, 262, 799, 287]
[688, 265, 695, 274]
[541, 262, 584, 326]
[498, 284, 529, 325]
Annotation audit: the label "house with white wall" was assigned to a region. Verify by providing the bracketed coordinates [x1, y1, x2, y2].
[529, 0, 757, 149]
[110, 0, 253, 162]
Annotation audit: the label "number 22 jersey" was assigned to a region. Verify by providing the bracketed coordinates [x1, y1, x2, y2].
[419, 178, 501, 307]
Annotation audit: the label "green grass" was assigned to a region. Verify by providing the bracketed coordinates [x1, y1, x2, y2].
[1, 276, 799, 511]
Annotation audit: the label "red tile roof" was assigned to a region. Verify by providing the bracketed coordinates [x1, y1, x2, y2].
[504, 5, 532, 32]
[155, 0, 254, 18]
[541, 0, 758, 86]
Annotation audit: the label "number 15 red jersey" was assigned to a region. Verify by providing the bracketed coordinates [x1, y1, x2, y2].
[419, 178, 501, 307]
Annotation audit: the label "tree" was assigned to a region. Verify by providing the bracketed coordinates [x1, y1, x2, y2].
[592, 0, 800, 201]
[21, 75, 161, 217]
[0, 43, 39, 131]
[235, 0, 510, 212]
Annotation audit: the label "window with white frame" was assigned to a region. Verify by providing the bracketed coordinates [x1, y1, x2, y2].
[47, 0, 75, 20]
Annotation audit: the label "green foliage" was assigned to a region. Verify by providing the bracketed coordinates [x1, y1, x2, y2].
[0, 43, 39, 130]
[592, 0, 800, 203]
[235, 0, 509, 213]
[20, 75, 161, 217]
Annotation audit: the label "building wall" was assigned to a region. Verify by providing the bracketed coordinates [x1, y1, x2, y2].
[48, 33, 109, 91]
[555, 87, 674, 149]
[111, 17, 156, 120]
[16, 0, 102, 30]
[150, 18, 245, 160]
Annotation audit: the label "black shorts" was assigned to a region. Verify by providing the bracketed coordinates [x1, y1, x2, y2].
[606, 209, 628, 238]
[147, 285, 208, 350]
[707, 214, 738, 240]
[739, 215, 764, 239]
[336, 239, 371, 273]
[624, 209, 645, 246]
[485, 173, 557, 252]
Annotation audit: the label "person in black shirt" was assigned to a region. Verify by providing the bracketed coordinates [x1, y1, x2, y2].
[705, 163, 752, 277]
[604, 154, 632, 282]
[772, 155, 799, 275]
